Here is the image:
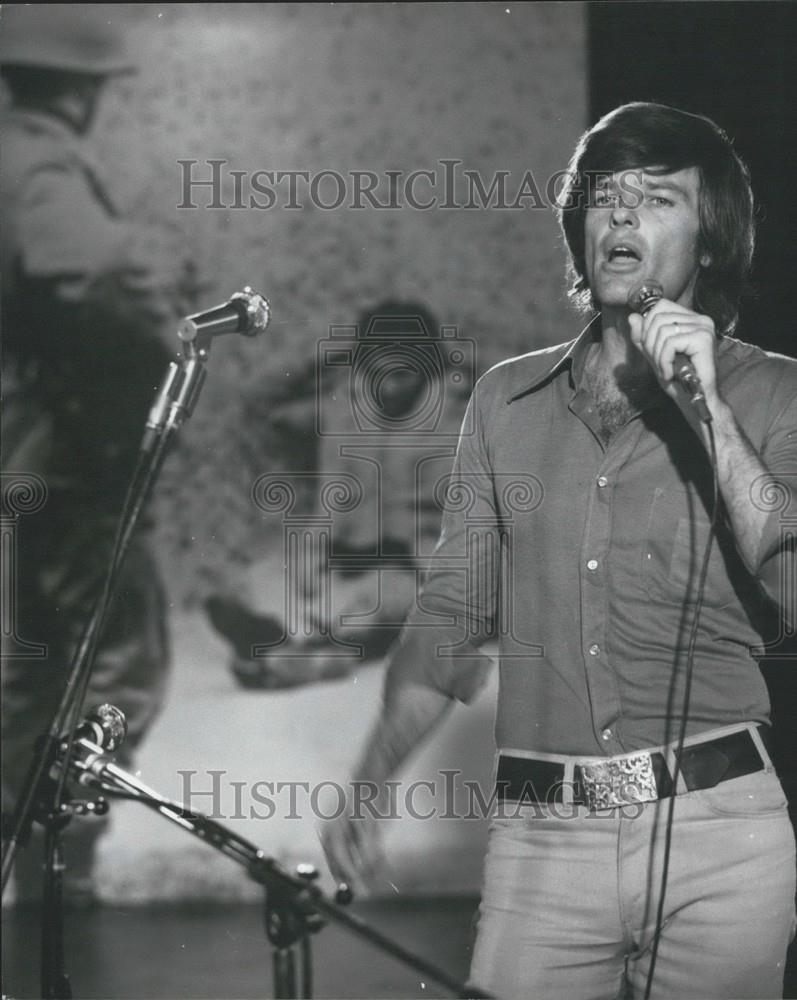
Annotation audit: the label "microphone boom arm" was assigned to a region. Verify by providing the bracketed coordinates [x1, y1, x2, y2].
[61, 735, 491, 999]
[1, 288, 269, 999]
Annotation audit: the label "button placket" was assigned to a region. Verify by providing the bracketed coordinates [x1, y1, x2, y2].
[580, 450, 627, 748]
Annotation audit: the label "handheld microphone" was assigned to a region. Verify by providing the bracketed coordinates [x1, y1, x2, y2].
[178, 287, 270, 343]
[627, 281, 712, 424]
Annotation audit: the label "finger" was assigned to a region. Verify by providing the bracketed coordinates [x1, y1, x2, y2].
[642, 300, 697, 324]
[321, 816, 383, 891]
[642, 328, 702, 381]
[640, 303, 699, 346]
[646, 299, 716, 338]
[320, 832, 347, 887]
[357, 824, 386, 882]
[320, 820, 362, 886]
[636, 313, 671, 370]
[338, 815, 381, 883]
[642, 317, 705, 378]
[628, 312, 644, 347]
[658, 329, 711, 382]
[659, 331, 695, 381]
[657, 324, 699, 378]
[641, 310, 694, 345]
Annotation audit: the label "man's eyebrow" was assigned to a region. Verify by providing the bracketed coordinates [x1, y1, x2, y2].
[642, 176, 691, 197]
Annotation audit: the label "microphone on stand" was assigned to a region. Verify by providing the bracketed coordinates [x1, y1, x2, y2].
[60, 706, 129, 792]
[178, 287, 270, 343]
[70, 704, 128, 753]
[627, 281, 712, 424]
[140, 286, 271, 451]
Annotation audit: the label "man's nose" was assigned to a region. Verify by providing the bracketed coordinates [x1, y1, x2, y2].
[610, 200, 640, 227]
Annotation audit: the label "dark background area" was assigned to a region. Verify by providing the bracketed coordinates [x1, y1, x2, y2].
[590, 0, 797, 751]
[591, 7, 797, 991]
[590, 1, 795, 356]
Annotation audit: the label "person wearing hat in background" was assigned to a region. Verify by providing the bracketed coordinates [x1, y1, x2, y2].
[1, 4, 193, 904]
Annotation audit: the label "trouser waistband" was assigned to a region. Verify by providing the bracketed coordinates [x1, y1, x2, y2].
[496, 723, 773, 811]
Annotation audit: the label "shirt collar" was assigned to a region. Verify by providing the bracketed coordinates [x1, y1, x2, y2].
[506, 314, 601, 404]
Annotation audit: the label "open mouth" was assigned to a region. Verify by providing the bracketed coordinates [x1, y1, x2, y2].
[607, 245, 641, 262]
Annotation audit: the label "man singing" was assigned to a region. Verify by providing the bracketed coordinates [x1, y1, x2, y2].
[323, 103, 797, 999]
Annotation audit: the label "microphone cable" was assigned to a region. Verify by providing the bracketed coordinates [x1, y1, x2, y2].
[643, 419, 720, 1000]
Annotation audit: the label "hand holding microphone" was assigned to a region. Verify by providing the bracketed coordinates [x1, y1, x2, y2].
[627, 281, 714, 424]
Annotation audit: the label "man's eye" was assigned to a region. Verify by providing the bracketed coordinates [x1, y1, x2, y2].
[649, 195, 673, 207]
[593, 190, 613, 207]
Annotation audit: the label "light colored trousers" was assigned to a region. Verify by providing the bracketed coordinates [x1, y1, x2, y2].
[469, 767, 796, 1000]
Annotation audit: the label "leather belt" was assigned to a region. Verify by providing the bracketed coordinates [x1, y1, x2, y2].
[496, 725, 772, 811]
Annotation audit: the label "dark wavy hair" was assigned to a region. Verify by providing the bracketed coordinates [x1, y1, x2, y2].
[557, 102, 754, 335]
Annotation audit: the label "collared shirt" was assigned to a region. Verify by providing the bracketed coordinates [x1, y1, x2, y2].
[389, 319, 797, 756]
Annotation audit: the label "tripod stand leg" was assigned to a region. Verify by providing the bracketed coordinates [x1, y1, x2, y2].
[273, 946, 297, 999]
[40, 827, 72, 999]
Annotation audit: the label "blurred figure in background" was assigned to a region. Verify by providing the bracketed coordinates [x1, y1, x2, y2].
[206, 301, 472, 689]
[1, 4, 193, 903]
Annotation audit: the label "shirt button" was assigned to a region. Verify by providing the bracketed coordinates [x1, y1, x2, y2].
[587, 559, 599, 572]
[597, 476, 608, 488]
[588, 643, 600, 656]
[601, 728, 612, 741]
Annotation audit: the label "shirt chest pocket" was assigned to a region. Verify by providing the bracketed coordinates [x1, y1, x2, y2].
[640, 490, 755, 611]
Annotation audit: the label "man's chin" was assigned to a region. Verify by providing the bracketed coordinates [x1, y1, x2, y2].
[592, 290, 634, 312]
[590, 273, 652, 311]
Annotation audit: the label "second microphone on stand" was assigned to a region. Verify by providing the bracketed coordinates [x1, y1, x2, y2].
[178, 287, 270, 343]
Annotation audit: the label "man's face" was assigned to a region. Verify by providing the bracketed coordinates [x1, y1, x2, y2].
[583, 166, 703, 312]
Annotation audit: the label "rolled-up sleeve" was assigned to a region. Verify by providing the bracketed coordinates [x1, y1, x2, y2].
[384, 379, 500, 703]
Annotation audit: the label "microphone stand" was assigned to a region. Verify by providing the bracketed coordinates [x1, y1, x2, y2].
[58, 733, 491, 1000]
[1, 308, 239, 999]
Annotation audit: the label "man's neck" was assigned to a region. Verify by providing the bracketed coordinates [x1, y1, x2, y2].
[583, 306, 662, 440]
[593, 305, 650, 379]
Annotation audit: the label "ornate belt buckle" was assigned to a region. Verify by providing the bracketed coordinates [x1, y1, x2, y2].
[579, 752, 658, 810]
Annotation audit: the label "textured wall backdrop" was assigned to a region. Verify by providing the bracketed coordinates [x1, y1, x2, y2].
[90, 2, 586, 601]
[5, 2, 587, 901]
